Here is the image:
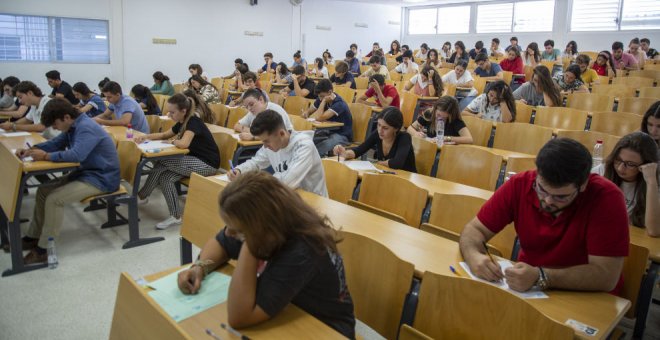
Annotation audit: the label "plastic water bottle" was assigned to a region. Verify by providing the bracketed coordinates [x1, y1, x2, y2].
[436, 116, 445, 147]
[47, 237, 58, 269]
[592, 140, 604, 167]
[126, 123, 133, 139]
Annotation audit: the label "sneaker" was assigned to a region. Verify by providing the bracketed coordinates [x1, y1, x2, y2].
[138, 196, 149, 205]
[156, 216, 182, 230]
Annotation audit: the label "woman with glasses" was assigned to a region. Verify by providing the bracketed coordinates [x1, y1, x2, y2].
[592, 132, 660, 237]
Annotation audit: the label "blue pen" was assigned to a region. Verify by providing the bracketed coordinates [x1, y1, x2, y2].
[25, 142, 32, 149]
[229, 160, 235, 171]
[449, 265, 463, 277]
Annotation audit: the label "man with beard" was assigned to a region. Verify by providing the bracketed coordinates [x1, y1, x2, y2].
[459, 138, 629, 295]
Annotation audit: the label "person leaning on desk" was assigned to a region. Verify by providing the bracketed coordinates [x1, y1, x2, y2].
[15, 98, 120, 264]
[460, 138, 629, 294]
[176, 172, 356, 339]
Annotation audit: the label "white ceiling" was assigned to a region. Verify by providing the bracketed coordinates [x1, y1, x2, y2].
[329, 0, 497, 6]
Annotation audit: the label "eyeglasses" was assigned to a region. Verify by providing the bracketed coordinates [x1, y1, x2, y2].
[533, 178, 578, 203]
[613, 158, 641, 170]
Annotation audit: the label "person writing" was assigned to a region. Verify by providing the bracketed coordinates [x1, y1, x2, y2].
[357, 74, 400, 108]
[94, 81, 149, 133]
[407, 96, 473, 145]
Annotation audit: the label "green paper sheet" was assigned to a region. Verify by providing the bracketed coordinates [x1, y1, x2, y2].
[147, 269, 232, 322]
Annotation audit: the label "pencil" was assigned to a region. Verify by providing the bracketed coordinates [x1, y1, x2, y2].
[449, 265, 463, 277]
[482, 241, 496, 265]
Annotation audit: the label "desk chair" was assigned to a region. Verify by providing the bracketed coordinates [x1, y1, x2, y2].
[617, 97, 658, 116]
[591, 84, 637, 99]
[337, 231, 414, 340]
[348, 103, 372, 146]
[321, 159, 358, 204]
[473, 76, 488, 96]
[355, 77, 369, 90]
[350, 173, 428, 227]
[145, 115, 161, 133]
[638, 87, 660, 99]
[399, 324, 432, 340]
[616, 243, 650, 338]
[160, 119, 176, 133]
[389, 70, 402, 81]
[505, 157, 537, 175]
[411, 136, 437, 177]
[612, 76, 655, 89]
[283, 96, 311, 116]
[501, 70, 513, 85]
[334, 86, 356, 104]
[589, 111, 642, 137]
[414, 271, 574, 340]
[208, 103, 229, 127]
[213, 132, 238, 173]
[555, 130, 621, 158]
[514, 101, 534, 123]
[288, 114, 313, 131]
[268, 93, 285, 107]
[462, 115, 494, 147]
[226, 107, 248, 130]
[400, 92, 419, 128]
[402, 73, 415, 82]
[628, 70, 660, 83]
[566, 93, 615, 112]
[533, 107, 588, 130]
[493, 123, 553, 155]
[444, 83, 457, 97]
[437, 145, 502, 191]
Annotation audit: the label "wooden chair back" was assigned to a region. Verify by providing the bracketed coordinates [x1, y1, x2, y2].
[225, 107, 248, 129]
[555, 130, 621, 157]
[493, 123, 553, 155]
[358, 173, 428, 227]
[208, 103, 229, 127]
[540, 60, 556, 73]
[591, 84, 637, 99]
[414, 271, 574, 340]
[501, 71, 513, 85]
[288, 114, 313, 131]
[160, 118, 176, 133]
[612, 76, 655, 89]
[348, 103, 372, 144]
[473, 76, 488, 95]
[212, 132, 238, 172]
[389, 70, 402, 81]
[117, 141, 142, 186]
[566, 93, 615, 112]
[411, 136, 438, 177]
[355, 77, 369, 89]
[589, 111, 642, 137]
[515, 101, 534, 123]
[268, 93, 285, 107]
[335, 86, 356, 104]
[617, 97, 659, 116]
[437, 145, 503, 191]
[402, 73, 415, 82]
[462, 115, 493, 147]
[154, 95, 169, 113]
[0, 142, 23, 222]
[337, 231, 414, 340]
[172, 83, 184, 94]
[386, 60, 398, 71]
[145, 115, 161, 133]
[622, 243, 650, 319]
[638, 87, 660, 99]
[523, 65, 534, 83]
[628, 69, 660, 82]
[210, 77, 223, 90]
[399, 324, 433, 340]
[181, 173, 226, 249]
[400, 91, 419, 128]
[321, 159, 358, 204]
[506, 157, 537, 174]
[283, 95, 311, 116]
[444, 83, 457, 97]
[533, 106, 588, 130]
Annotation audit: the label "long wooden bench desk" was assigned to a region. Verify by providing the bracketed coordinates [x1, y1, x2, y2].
[179, 174, 629, 339]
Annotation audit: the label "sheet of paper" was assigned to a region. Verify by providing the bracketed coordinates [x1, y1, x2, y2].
[137, 140, 177, 151]
[344, 161, 380, 172]
[215, 174, 229, 182]
[565, 319, 599, 337]
[231, 133, 240, 140]
[306, 118, 317, 122]
[459, 261, 548, 299]
[147, 269, 232, 323]
[0, 131, 31, 137]
[10, 149, 33, 162]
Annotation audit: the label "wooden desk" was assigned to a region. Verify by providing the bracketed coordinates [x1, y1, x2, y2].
[628, 226, 660, 338]
[270, 83, 289, 94]
[183, 175, 629, 340]
[310, 120, 344, 130]
[206, 125, 262, 165]
[110, 265, 342, 340]
[0, 133, 80, 276]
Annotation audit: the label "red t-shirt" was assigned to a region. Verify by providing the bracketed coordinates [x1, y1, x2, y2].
[477, 171, 629, 294]
[499, 57, 524, 79]
[365, 85, 400, 108]
[592, 63, 607, 76]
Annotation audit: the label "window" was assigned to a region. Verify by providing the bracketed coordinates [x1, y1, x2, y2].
[477, 3, 513, 33]
[408, 8, 437, 35]
[621, 0, 660, 30]
[571, 0, 660, 31]
[513, 1, 555, 32]
[0, 14, 109, 63]
[437, 6, 471, 34]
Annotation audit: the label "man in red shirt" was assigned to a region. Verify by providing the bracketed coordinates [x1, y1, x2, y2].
[460, 138, 629, 294]
[357, 74, 400, 108]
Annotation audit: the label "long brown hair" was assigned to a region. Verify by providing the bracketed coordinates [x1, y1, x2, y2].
[167, 93, 195, 138]
[182, 89, 215, 124]
[420, 65, 443, 95]
[603, 132, 659, 227]
[425, 95, 461, 132]
[532, 66, 561, 107]
[219, 171, 340, 259]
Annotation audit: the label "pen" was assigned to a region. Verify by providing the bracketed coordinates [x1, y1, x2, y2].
[482, 241, 496, 265]
[221, 323, 250, 340]
[205, 328, 223, 340]
[25, 142, 32, 149]
[229, 160, 235, 172]
[449, 265, 463, 277]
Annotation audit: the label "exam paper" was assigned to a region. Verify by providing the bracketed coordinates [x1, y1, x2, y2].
[344, 161, 380, 172]
[137, 140, 176, 151]
[459, 261, 548, 299]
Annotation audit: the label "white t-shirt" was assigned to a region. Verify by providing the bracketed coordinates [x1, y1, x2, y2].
[442, 70, 477, 97]
[591, 164, 660, 217]
[466, 93, 503, 122]
[238, 102, 294, 132]
[395, 62, 419, 74]
[27, 96, 60, 139]
[415, 51, 428, 61]
[409, 74, 429, 89]
[491, 47, 505, 56]
[311, 66, 329, 78]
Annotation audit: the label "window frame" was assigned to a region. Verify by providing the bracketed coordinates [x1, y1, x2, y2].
[568, 0, 660, 32]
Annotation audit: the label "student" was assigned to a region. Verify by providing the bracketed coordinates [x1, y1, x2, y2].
[365, 42, 380, 59]
[260, 52, 278, 74]
[150, 71, 175, 96]
[641, 38, 659, 60]
[563, 41, 578, 60]
[592, 132, 659, 237]
[0, 81, 58, 139]
[0, 76, 30, 121]
[441, 41, 453, 60]
[72, 82, 107, 117]
[404, 66, 443, 97]
[499, 48, 524, 85]
[425, 49, 441, 68]
[291, 50, 307, 70]
[490, 38, 505, 58]
[394, 50, 419, 74]
[627, 38, 646, 65]
[407, 96, 473, 144]
[396, 45, 414, 64]
[189, 75, 221, 104]
[474, 53, 504, 80]
[188, 64, 208, 80]
[302, 80, 353, 156]
[448, 41, 469, 64]
[553, 65, 588, 95]
[274, 62, 294, 84]
[640, 101, 660, 148]
[612, 41, 639, 71]
[459, 138, 629, 293]
[523, 42, 541, 67]
[441, 60, 477, 111]
[234, 89, 293, 141]
[0, 76, 19, 110]
[280, 66, 316, 99]
[310, 57, 329, 78]
[469, 41, 487, 60]
[98, 77, 110, 96]
[416, 43, 429, 62]
[360, 56, 390, 80]
[592, 51, 617, 78]
[182, 89, 217, 124]
[541, 40, 561, 61]
[345, 50, 361, 75]
[333, 107, 416, 172]
[45, 70, 77, 105]
[506, 37, 523, 53]
[330, 61, 356, 89]
[176, 171, 355, 338]
[224, 58, 245, 79]
[232, 72, 269, 106]
[229, 110, 327, 196]
[513, 66, 561, 107]
[94, 81, 149, 133]
[131, 84, 161, 116]
[388, 40, 401, 57]
[358, 74, 400, 108]
[322, 50, 333, 65]
[15, 98, 120, 264]
[575, 54, 600, 86]
[350, 43, 361, 61]
[462, 80, 516, 123]
[135, 94, 220, 229]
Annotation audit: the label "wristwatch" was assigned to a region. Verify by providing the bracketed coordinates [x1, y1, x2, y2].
[444, 136, 452, 143]
[536, 267, 550, 290]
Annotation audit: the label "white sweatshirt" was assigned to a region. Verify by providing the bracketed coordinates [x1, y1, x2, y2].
[236, 130, 328, 197]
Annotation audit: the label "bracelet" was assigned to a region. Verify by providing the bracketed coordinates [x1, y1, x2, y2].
[191, 259, 215, 278]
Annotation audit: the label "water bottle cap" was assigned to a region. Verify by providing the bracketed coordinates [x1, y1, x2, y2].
[48, 237, 54, 241]
[596, 140, 603, 144]
[127, 123, 132, 128]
